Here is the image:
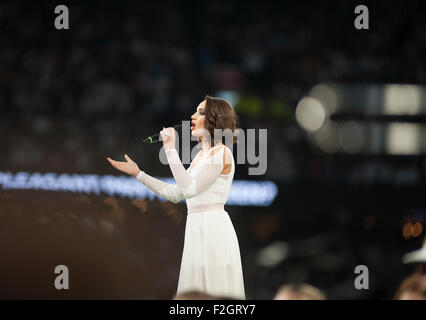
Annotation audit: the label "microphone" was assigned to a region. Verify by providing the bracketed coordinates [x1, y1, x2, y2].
[143, 124, 182, 144]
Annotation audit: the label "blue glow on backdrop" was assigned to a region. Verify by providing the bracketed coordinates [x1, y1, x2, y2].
[0, 171, 278, 206]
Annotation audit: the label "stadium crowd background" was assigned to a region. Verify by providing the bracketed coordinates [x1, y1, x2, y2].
[0, 1, 425, 299]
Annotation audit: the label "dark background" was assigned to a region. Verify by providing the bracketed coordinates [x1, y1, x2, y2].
[0, 0, 425, 299]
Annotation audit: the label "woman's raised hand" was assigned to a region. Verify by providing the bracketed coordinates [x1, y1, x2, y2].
[160, 127, 176, 150]
[107, 154, 140, 177]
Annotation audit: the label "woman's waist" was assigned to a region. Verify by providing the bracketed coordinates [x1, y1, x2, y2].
[185, 190, 229, 206]
[187, 203, 225, 214]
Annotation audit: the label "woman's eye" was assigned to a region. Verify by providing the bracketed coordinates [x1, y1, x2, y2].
[199, 110, 205, 115]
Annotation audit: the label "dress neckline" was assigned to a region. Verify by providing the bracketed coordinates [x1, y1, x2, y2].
[188, 144, 224, 173]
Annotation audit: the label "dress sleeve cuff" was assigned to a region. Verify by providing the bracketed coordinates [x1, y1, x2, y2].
[136, 170, 144, 182]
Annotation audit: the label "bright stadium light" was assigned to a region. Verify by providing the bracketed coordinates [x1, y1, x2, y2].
[296, 97, 326, 132]
[386, 123, 422, 155]
[383, 84, 422, 115]
[309, 83, 340, 116]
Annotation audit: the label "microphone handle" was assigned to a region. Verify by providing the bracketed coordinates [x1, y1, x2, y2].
[142, 133, 160, 144]
[143, 124, 182, 144]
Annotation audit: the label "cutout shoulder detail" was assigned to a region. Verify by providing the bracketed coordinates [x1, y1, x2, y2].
[221, 146, 233, 175]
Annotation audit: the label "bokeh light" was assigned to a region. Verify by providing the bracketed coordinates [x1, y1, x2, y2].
[309, 83, 340, 116]
[412, 222, 423, 238]
[313, 120, 341, 153]
[402, 223, 413, 239]
[296, 97, 326, 132]
[341, 121, 365, 154]
[384, 85, 421, 115]
[386, 123, 421, 155]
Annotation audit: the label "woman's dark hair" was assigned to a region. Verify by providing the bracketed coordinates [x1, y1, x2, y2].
[201, 95, 239, 146]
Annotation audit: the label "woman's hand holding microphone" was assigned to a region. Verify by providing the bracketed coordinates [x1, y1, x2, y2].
[160, 126, 176, 150]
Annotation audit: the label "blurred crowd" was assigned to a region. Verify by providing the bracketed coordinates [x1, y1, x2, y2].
[1, 1, 425, 117]
[1, 189, 425, 299]
[1, 1, 426, 184]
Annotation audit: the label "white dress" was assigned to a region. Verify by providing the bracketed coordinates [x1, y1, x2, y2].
[136, 144, 245, 299]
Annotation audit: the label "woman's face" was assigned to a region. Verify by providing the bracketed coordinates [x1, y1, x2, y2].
[190, 100, 206, 137]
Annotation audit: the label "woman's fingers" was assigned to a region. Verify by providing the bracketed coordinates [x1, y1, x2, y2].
[160, 127, 175, 146]
[107, 156, 138, 177]
[159, 129, 166, 140]
[107, 158, 116, 164]
[109, 160, 118, 170]
[107, 158, 123, 170]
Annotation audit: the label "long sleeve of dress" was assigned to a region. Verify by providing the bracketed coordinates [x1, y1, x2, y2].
[164, 147, 224, 199]
[135, 171, 185, 204]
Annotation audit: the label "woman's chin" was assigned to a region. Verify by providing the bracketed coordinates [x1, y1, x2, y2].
[191, 129, 201, 137]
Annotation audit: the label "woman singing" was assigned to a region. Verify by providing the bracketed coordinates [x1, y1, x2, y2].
[107, 95, 245, 299]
